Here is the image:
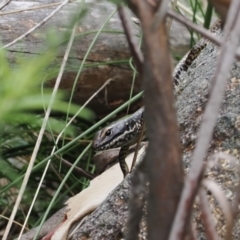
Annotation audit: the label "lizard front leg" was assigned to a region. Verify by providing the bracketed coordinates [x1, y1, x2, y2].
[119, 145, 130, 177]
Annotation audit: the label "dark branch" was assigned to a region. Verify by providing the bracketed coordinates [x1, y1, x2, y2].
[55, 155, 95, 180]
[118, 6, 143, 74]
[169, 1, 240, 239]
[127, 0, 183, 239]
[166, 9, 240, 60]
[199, 188, 220, 240]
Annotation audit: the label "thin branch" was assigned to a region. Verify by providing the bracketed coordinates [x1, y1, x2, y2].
[166, 9, 240, 60]
[152, 0, 169, 29]
[169, 0, 240, 239]
[174, 1, 204, 23]
[202, 179, 233, 240]
[17, 74, 114, 239]
[127, 155, 148, 240]
[118, 6, 143, 73]
[7, 21, 77, 240]
[199, 188, 221, 240]
[0, 214, 29, 230]
[55, 155, 95, 180]
[190, 223, 198, 240]
[0, 0, 11, 10]
[231, 174, 240, 220]
[0, 2, 62, 16]
[127, 0, 183, 239]
[166, 0, 178, 33]
[2, 0, 70, 49]
[166, 9, 222, 45]
[208, 153, 240, 224]
[130, 122, 145, 172]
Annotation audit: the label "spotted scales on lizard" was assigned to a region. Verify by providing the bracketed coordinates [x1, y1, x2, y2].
[92, 20, 222, 177]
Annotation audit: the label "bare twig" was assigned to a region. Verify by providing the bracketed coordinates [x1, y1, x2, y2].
[2, 0, 70, 49]
[152, 0, 169, 29]
[0, 0, 11, 10]
[202, 179, 233, 240]
[0, 214, 29, 230]
[199, 188, 221, 240]
[174, 1, 203, 23]
[19, 76, 115, 239]
[208, 0, 230, 22]
[230, 175, 240, 219]
[166, 9, 222, 44]
[169, 0, 240, 239]
[166, 9, 240, 60]
[208, 153, 240, 224]
[190, 223, 198, 240]
[118, 6, 143, 73]
[127, 154, 148, 240]
[7, 22, 77, 240]
[127, 0, 183, 239]
[166, 0, 178, 32]
[55, 155, 95, 180]
[0, 2, 62, 16]
[130, 122, 145, 172]
[17, 207, 66, 240]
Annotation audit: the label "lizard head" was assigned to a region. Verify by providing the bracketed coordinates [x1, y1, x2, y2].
[91, 121, 127, 151]
[92, 108, 145, 151]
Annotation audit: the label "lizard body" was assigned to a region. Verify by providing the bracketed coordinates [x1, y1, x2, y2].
[92, 107, 145, 176]
[92, 20, 222, 177]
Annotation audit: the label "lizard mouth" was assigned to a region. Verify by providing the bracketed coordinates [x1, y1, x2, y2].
[91, 141, 99, 151]
[91, 141, 106, 151]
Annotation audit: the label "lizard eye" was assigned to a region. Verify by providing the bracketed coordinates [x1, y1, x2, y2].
[105, 129, 112, 136]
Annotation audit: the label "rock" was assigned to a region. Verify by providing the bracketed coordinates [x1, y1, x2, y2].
[69, 23, 240, 239]
[1, 0, 190, 116]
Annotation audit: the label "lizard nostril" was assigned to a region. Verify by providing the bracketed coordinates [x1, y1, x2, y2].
[92, 142, 99, 150]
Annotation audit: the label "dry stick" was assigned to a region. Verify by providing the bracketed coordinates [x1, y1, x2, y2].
[230, 171, 240, 220]
[190, 223, 198, 240]
[166, 9, 240, 60]
[127, 154, 148, 240]
[199, 188, 220, 240]
[207, 153, 240, 237]
[184, 225, 197, 240]
[118, 5, 144, 172]
[0, 214, 29, 230]
[117, 7, 146, 240]
[17, 77, 115, 240]
[129, 0, 183, 240]
[11, 21, 77, 240]
[153, 0, 169, 25]
[130, 122, 145, 172]
[175, 1, 203, 23]
[169, 1, 240, 239]
[166, 9, 221, 44]
[48, 78, 114, 156]
[49, 162, 76, 197]
[202, 179, 233, 240]
[166, 0, 178, 32]
[117, 5, 143, 73]
[2, 0, 70, 49]
[191, 223, 198, 240]
[0, 0, 11, 10]
[17, 74, 113, 239]
[55, 155, 95, 179]
[0, 2, 62, 16]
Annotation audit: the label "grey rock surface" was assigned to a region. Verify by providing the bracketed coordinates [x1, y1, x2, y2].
[0, 1, 190, 115]
[70, 26, 240, 239]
